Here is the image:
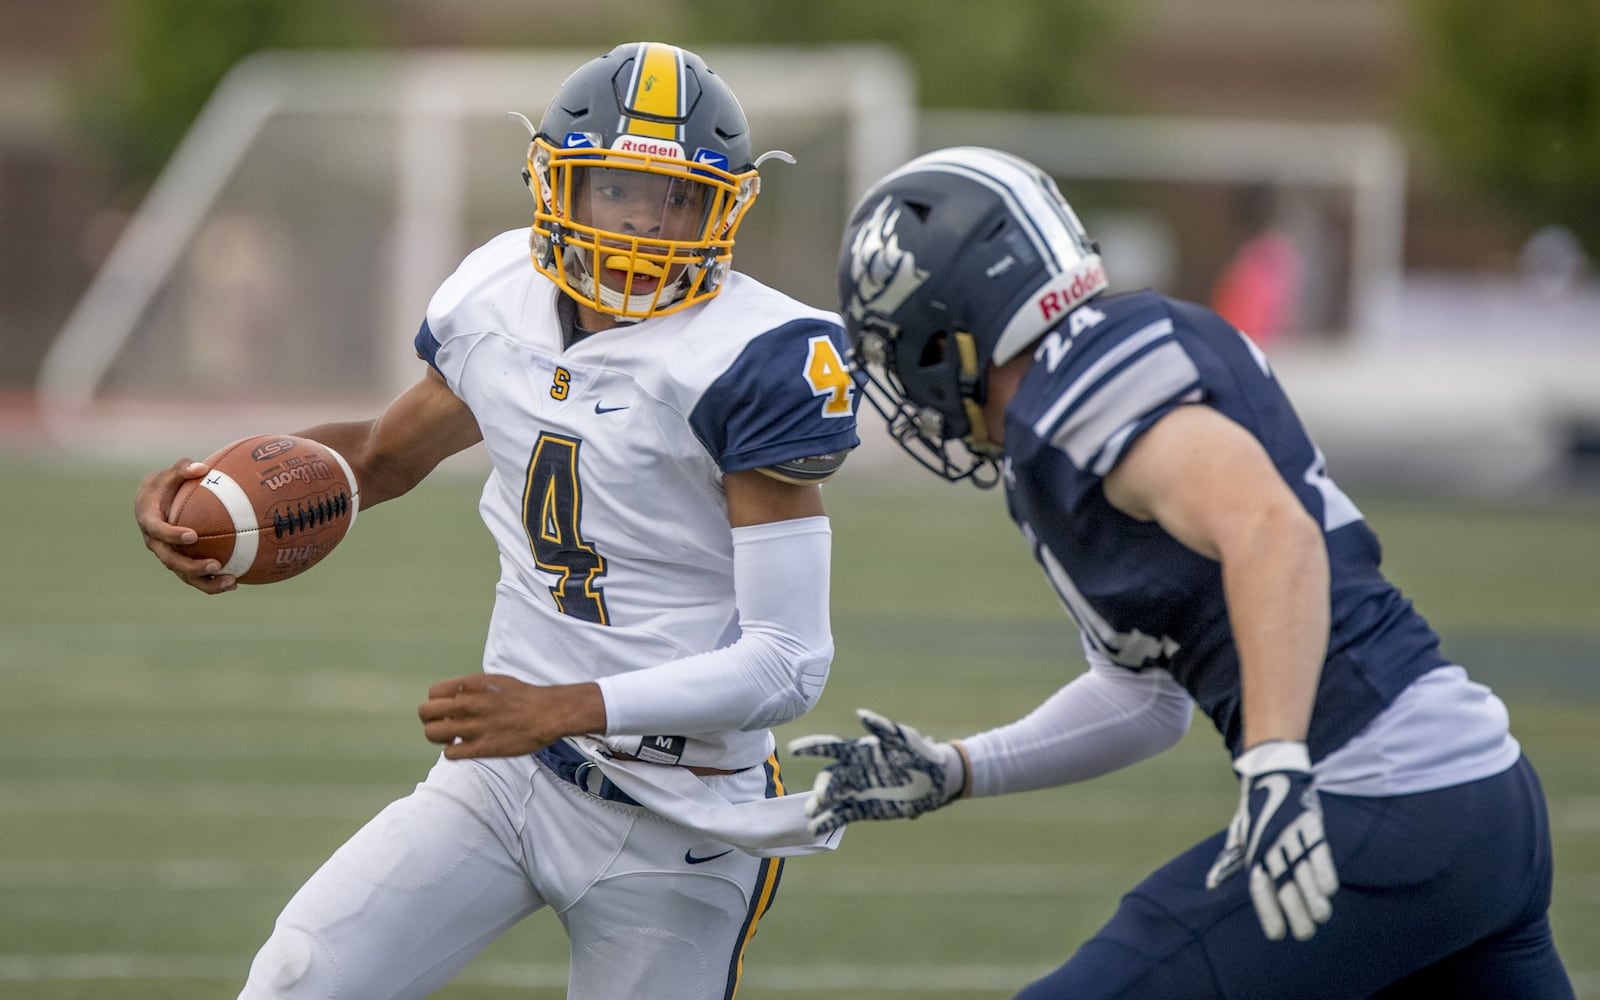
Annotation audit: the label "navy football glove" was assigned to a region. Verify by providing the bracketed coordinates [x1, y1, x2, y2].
[787, 709, 967, 837]
[1204, 740, 1339, 941]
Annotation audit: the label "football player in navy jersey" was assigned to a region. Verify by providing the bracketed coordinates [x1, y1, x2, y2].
[790, 146, 1573, 998]
[134, 43, 859, 1000]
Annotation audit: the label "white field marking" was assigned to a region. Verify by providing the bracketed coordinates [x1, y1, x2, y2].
[0, 779, 407, 818]
[1551, 795, 1600, 833]
[935, 789, 1600, 835]
[10, 858, 1599, 908]
[0, 954, 1054, 991]
[8, 741, 416, 761]
[0, 777, 1199, 824]
[4, 775, 1600, 835]
[3, 955, 1596, 995]
[0, 859, 308, 890]
[5, 667, 443, 715]
[3, 620, 453, 639]
[0, 859, 1140, 896]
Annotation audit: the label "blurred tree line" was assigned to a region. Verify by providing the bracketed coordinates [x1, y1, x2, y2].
[87, 0, 380, 182]
[1408, 0, 1600, 257]
[89, 0, 1600, 256]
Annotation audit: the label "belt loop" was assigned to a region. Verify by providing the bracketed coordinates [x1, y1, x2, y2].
[573, 760, 603, 797]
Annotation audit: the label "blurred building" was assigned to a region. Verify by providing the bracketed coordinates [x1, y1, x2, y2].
[0, 0, 1565, 386]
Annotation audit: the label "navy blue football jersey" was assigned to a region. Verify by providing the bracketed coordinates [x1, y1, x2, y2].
[1002, 290, 1448, 760]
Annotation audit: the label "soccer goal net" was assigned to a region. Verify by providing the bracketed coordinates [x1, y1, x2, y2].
[37, 46, 916, 446]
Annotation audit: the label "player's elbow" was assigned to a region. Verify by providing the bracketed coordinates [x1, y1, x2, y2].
[738, 628, 833, 730]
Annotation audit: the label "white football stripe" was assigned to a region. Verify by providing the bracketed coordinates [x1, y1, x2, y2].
[322, 444, 361, 530]
[199, 471, 258, 577]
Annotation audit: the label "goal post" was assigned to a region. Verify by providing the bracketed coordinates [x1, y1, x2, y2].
[37, 46, 918, 444]
[920, 109, 1408, 341]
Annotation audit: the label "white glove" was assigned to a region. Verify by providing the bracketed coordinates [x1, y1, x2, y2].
[787, 709, 967, 836]
[1204, 740, 1340, 941]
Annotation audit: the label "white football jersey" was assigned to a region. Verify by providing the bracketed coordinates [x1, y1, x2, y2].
[416, 229, 858, 767]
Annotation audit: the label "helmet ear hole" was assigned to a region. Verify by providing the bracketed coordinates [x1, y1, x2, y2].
[917, 332, 948, 367]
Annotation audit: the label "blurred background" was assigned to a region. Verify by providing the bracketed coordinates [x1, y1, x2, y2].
[1, 3, 1597, 999]
[2, 0, 1598, 495]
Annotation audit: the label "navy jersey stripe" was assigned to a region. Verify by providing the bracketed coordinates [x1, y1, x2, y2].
[414, 319, 442, 373]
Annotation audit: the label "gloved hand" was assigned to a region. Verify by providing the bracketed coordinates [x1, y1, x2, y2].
[1205, 740, 1339, 941]
[787, 709, 968, 836]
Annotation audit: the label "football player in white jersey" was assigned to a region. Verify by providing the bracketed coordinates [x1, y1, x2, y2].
[134, 42, 859, 1000]
[790, 147, 1573, 998]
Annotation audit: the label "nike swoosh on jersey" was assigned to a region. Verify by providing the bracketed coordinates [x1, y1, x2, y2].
[1245, 773, 1292, 862]
[594, 402, 628, 414]
[684, 848, 734, 865]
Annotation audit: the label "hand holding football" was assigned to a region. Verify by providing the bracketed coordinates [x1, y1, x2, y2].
[168, 434, 360, 585]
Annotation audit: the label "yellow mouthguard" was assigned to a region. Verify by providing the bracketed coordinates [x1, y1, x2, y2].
[603, 255, 664, 278]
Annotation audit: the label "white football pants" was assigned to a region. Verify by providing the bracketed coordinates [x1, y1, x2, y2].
[237, 752, 784, 999]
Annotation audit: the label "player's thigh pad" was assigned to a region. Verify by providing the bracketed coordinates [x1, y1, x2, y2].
[239, 755, 543, 1000]
[1017, 756, 1560, 1000]
[534, 765, 785, 1000]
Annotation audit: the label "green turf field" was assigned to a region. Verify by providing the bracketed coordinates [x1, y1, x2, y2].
[2, 455, 1596, 998]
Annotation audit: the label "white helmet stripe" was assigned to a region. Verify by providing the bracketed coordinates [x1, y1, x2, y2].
[872, 147, 1107, 364]
[876, 147, 1086, 275]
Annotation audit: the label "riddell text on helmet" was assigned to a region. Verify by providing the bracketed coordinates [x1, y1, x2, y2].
[612, 136, 685, 159]
[1036, 262, 1108, 323]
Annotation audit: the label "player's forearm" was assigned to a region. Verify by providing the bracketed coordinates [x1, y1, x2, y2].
[959, 662, 1193, 797]
[296, 371, 482, 508]
[293, 418, 431, 508]
[1222, 500, 1330, 750]
[599, 517, 833, 735]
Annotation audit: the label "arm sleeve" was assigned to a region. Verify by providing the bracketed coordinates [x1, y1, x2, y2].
[960, 652, 1195, 798]
[596, 516, 833, 735]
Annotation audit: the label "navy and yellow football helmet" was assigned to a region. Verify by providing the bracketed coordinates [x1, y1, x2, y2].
[837, 146, 1108, 485]
[514, 42, 787, 322]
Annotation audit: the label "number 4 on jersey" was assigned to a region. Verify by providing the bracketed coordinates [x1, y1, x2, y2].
[522, 432, 609, 624]
[804, 335, 854, 417]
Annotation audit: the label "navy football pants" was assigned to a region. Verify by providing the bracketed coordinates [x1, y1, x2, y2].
[1015, 755, 1573, 999]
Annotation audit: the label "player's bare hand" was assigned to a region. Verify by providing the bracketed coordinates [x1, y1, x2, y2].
[419, 674, 606, 759]
[134, 458, 236, 593]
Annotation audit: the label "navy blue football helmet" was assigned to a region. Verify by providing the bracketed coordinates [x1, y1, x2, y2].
[512, 42, 788, 322]
[837, 147, 1108, 485]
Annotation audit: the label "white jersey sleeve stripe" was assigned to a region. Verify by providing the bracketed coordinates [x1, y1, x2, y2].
[1036, 323, 1203, 470]
[1031, 318, 1175, 440]
[1049, 340, 1200, 468]
[1090, 386, 1205, 477]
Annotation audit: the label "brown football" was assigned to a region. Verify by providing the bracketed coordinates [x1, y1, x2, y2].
[169, 434, 359, 585]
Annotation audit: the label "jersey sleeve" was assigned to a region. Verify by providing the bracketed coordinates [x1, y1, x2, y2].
[1028, 307, 1209, 511]
[688, 317, 861, 474]
[411, 229, 530, 386]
